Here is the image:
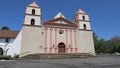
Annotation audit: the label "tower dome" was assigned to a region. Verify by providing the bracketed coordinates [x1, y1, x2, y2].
[28, 1, 39, 7]
[76, 9, 86, 14]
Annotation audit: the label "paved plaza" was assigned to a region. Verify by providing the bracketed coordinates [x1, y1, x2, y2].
[0, 55, 120, 68]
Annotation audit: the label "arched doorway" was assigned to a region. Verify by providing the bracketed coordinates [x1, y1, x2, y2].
[0, 48, 3, 55]
[58, 43, 65, 53]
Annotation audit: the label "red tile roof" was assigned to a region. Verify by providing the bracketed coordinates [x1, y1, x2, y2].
[0, 30, 19, 38]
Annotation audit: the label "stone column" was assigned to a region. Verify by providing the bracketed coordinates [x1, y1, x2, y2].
[65, 29, 69, 53]
[74, 30, 78, 53]
[54, 28, 58, 53]
[44, 27, 48, 53]
[49, 28, 53, 53]
[70, 29, 73, 53]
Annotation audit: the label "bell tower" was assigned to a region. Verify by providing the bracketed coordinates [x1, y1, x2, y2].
[23, 2, 42, 26]
[20, 2, 44, 57]
[73, 9, 91, 30]
[73, 9, 95, 56]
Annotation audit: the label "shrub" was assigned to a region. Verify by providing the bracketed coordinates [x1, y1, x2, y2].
[0, 55, 12, 60]
[12, 54, 19, 60]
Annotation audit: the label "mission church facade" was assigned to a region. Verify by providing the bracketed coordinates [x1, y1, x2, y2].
[20, 2, 95, 57]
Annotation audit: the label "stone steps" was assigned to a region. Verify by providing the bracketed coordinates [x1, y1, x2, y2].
[20, 53, 95, 60]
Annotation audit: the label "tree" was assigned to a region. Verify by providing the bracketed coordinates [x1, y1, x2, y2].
[95, 38, 108, 53]
[94, 32, 112, 53]
[93, 32, 101, 53]
[110, 35, 120, 53]
[94, 32, 120, 54]
[1, 26, 10, 30]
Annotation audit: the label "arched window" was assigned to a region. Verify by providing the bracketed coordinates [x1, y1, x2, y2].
[0, 48, 3, 55]
[32, 9, 35, 15]
[83, 24, 87, 30]
[83, 16, 85, 21]
[31, 19, 35, 25]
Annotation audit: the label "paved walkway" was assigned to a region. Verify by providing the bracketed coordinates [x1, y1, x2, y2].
[0, 55, 120, 68]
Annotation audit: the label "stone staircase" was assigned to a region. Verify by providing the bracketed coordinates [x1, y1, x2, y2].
[20, 53, 95, 60]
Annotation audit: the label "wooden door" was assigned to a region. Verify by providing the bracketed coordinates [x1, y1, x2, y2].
[58, 43, 65, 53]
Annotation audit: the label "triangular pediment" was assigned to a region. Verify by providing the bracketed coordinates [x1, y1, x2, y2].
[44, 17, 77, 27]
[52, 20, 67, 24]
[54, 12, 66, 19]
[44, 12, 77, 27]
[49, 17, 69, 24]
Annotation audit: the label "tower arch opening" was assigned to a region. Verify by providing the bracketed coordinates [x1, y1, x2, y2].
[32, 9, 35, 15]
[83, 16, 85, 21]
[83, 24, 87, 30]
[31, 19, 35, 25]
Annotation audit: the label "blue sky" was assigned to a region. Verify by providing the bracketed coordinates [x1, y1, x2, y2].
[0, 0, 120, 40]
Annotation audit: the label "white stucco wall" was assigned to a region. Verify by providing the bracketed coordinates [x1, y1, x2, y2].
[79, 21, 91, 30]
[26, 7, 41, 15]
[77, 30, 95, 55]
[78, 14, 89, 21]
[0, 43, 12, 55]
[0, 39, 6, 43]
[24, 15, 41, 26]
[7, 30, 22, 57]
[24, 6, 42, 26]
[0, 38, 17, 56]
[0, 38, 14, 43]
[20, 26, 44, 57]
[74, 13, 91, 30]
